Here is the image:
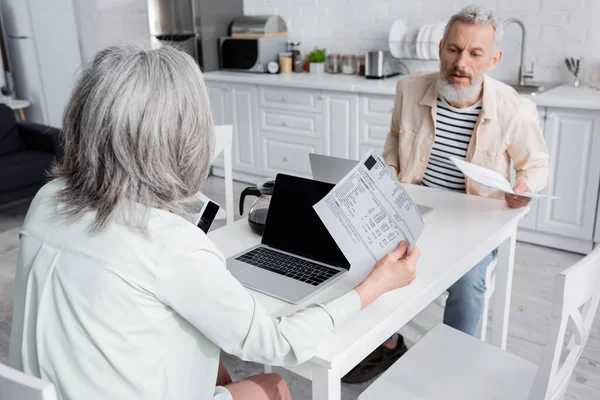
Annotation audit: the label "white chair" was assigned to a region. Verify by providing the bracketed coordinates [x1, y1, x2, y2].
[0, 363, 57, 400]
[199, 124, 234, 225]
[359, 246, 600, 400]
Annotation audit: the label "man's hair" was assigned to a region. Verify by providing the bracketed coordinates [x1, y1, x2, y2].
[443, 5, 503, 49]
[52, 44, 214, 233]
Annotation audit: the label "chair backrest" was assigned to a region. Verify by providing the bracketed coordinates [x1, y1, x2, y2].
[213, 125, 233, 163]
[0, 363, 57, 400]
[529, 246, 600, 400]
[212, 125, 234, 225]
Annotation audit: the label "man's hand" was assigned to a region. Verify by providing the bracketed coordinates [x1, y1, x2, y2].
[505, 183, 532, 209]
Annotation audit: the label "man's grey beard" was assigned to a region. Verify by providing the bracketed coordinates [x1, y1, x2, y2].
[437, 72, 484, 104]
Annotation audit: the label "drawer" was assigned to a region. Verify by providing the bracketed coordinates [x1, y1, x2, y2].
[261, 134, 322, 178]
[359, 143, 384, 159]
[260, 109, 322, 139]
[360, 94, 395, 121]
[260, 86, 323, 113]
[360, 119, 390, 147]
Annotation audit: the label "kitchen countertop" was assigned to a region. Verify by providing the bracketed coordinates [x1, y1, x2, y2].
[528, 84, 600, 111]
[203, 71, 600, 111]
[203, 70, 401, 95]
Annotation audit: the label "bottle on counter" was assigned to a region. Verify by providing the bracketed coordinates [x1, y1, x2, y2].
[289, 42, 304, 73]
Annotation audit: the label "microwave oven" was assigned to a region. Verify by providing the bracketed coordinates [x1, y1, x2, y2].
[219, 36, 288, 73]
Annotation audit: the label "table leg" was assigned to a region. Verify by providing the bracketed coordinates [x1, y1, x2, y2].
[18, 109, 25, 120]
[490, 229, 517, 350]
[312, 365, 341, 400]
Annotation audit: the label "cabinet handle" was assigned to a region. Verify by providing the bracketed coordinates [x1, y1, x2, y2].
[317, 95, 325, 100]
[281, 121, 288, 127]
[281, 96, 289, 102]
[282, 157, 289, 162]
[223, 86, 231, 92]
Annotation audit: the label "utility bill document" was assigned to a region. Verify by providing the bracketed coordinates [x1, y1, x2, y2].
[313, 150, 425, 280]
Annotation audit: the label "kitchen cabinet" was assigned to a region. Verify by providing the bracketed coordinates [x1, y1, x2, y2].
[209, 84, 360, 181]
[258, 87, 326, 178]
[206, 82, 260, 177]
[510, 106, 546, 231]
[535, 108, 600, 241]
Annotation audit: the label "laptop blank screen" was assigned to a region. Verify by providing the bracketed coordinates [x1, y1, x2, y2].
[261, 174, 351, 270]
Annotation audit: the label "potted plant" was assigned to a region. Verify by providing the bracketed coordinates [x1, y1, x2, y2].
[307, 48, 326, 73]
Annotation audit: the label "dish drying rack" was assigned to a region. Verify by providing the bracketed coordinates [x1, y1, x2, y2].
[388, 39, 441, 61]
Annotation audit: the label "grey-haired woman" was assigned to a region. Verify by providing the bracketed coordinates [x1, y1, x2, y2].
[9, 45, 419, 400]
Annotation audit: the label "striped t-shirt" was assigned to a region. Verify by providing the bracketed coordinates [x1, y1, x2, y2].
[421, 97, 482, 192]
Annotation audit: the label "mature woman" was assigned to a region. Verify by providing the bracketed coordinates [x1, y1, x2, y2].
[8, 45, 420, 400]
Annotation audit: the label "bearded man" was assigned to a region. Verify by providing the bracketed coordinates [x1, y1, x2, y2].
[342, 5, 549, 384]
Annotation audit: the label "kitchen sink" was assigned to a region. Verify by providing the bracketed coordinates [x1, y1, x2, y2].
[508, 83, 556, 96]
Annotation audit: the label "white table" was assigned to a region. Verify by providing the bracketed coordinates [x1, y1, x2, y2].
[208, 183, 528, 400]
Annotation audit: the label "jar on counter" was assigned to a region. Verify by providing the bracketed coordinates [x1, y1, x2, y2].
[342, 54, 356, 74]
[279, 52, 293, 73]
[356, 55, 365, 76]
[289, 41, 304, 73]
[326, 54, 341, 73]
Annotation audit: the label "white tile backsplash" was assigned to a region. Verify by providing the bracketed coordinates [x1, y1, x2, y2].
[244, 0, 600, 84]
[73, 0, 600, 85]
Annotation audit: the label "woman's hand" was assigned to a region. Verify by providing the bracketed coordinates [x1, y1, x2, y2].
[354, 241, 420, 309]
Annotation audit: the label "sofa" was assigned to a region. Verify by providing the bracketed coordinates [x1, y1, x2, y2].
[0, 104, 63, 205]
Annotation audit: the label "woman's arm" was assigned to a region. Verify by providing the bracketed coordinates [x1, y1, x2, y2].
[154, 242, 418, 366]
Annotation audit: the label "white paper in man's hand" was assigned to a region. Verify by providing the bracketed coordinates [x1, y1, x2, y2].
[313, 150, 425, 280]
[449, 157, 559, 199]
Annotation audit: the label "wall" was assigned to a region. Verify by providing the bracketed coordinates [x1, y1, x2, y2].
[72, 0, 150, 63]
[72, 0, 600, 85]
[244, 0, 600, 85]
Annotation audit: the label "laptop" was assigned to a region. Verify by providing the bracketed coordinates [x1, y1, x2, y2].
[309, 153, 434, 217]
[227, 174, 350, 304]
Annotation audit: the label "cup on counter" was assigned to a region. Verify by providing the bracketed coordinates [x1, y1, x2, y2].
[279, 52, 293, 73]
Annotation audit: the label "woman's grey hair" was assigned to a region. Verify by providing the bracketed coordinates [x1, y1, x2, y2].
[443, 5, 503, 50]
[52, 44, 214, 233]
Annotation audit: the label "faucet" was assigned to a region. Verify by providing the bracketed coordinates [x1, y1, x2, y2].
[503, 18, 534, 86]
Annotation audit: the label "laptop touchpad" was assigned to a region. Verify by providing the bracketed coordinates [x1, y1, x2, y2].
[235, 267, 315, 303]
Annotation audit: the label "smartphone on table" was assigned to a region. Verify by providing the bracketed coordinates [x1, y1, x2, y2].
[197, 200, 220, 233]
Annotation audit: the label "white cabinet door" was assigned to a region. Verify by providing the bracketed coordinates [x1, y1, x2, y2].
[206, 82, 260, 174]
[323, 91, 359, 159]
[535, 108, 600, 240]
[206, 82, 231, 126]
[511, 106, 546, 230]
[358, 94, 395, 158]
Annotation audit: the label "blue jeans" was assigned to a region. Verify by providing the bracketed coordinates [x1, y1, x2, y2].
[443, 249, 498, 336]
[387, 249, 497, 342]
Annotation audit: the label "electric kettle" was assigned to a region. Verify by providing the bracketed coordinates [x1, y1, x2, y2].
[239, 178, 275, 235]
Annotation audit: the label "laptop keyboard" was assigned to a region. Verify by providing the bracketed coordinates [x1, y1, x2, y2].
[236, 247, 340, 286]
